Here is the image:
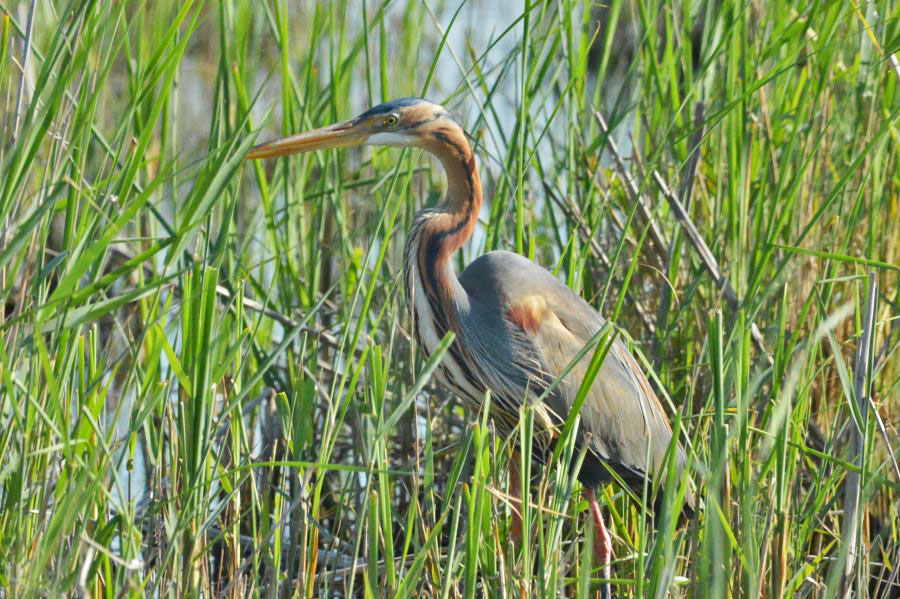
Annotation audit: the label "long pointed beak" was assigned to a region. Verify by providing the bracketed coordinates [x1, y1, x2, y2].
[246, 119, 366, 159]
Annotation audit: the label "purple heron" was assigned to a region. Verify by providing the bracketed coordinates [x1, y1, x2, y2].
[247, 98, 694, 595]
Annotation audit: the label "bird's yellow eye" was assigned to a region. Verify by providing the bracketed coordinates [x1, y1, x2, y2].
[383, 114, 398, 127]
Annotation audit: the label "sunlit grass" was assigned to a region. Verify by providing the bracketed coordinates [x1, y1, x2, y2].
[0, 0, 897, 597]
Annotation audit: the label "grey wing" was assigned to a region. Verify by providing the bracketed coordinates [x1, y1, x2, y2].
[458, 251, 687, 491]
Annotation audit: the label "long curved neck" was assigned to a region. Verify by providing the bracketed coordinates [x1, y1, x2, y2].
[410, 122, 482, 305]
[421, 124, 483, 257]
[403, 120, 482, 358]
[402, 120, 483, 397]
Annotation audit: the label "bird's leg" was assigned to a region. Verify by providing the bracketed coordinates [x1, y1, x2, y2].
[509, 455, 522, 543]
[586, 488, 613, 599]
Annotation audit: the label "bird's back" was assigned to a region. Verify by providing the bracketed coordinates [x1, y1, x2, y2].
[457, 250, 694, 513]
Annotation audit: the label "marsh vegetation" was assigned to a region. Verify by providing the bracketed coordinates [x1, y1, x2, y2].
[0, 0, 898, 596]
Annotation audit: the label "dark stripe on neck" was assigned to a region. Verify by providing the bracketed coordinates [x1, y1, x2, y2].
[405, 226, 478, 384]
[431, 130, 467, 160]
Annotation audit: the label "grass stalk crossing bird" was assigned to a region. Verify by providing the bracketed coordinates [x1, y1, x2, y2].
[246, 97, 695, 596]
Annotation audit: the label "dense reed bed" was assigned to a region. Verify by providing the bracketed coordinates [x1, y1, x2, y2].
[0, 1, 897, 596]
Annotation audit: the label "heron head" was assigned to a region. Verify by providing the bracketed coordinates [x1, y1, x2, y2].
[246, 97, 457, 159]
